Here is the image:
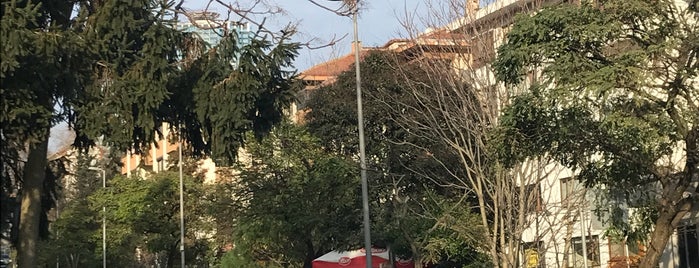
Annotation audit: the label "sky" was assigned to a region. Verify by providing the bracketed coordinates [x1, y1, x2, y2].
[184, 0, 429, 71]
[48, 1, 432, 154]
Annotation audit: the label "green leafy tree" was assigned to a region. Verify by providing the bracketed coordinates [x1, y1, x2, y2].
[40, 203, 101, 268]
[493, 0, 698, 266]
[217, 122, 362, 267]
[1, 0, 298, 265]
[38, 153, 102, 267]
[89, 171, 211, 267]
[305, 51, 490, 266]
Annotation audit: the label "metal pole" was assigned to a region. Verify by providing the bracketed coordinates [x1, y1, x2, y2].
[89, 166, 107, 268]
[351, 2, 372, 267]
[323, 0, 371, 265]
[580, 204, 588, 268]
[102, 169, 106, 268]
[623, 236, 630, 268]
[179, 135, 186, 268]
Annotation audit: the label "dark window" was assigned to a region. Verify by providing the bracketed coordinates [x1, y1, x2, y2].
[679, 224, 698, 268]
[471, 31, 495, 68]
[156, 157, 164, 172]
[568, 235, 600, 268]
[560, 177, 583, 203]
[524, 183, 542, 213]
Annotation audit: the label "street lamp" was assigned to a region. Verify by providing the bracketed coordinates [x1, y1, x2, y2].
[327, 1, 372, 267]
[87, 166, 106, 268]
[178, 133, 185, 268]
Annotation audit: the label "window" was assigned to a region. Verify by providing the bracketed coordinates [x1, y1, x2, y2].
[522, 241, 546, 268]
[609, 238, 640, 257]
[568, 236, 600, 268]
[608, 238, 641, 267]
[524, 183, 542, 213]
[513, 183, 542, 214]
[470, 31, 495, 68]
[156, 157, 164, 172]
[678, 225, 698, 268]
[560, 177, 583, 203]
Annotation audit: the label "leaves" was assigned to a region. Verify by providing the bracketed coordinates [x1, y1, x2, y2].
[305, 50, 491, 265]
[492, 1, 698, 263]
[217, 122, 362, 266]
[2, 0, 294, 265]
[88, 171, 212, 266]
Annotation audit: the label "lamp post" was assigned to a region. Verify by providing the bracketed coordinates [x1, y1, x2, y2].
[88, 167, 106, 268]
[328, 1, 372, 267]
[178, 134, 186, 268]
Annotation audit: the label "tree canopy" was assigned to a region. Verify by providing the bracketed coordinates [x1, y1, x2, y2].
[1, 0, 300, 265]
[493, 0, 698, 266]
[306, 50, 491, 266]
[215, 121, 362, 267]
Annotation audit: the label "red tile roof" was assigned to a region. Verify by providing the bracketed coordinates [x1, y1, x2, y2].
[299, 29, 468, 83]
[300, 49, 371, 79]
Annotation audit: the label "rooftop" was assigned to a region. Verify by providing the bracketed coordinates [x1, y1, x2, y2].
[299, 47, 372, 80]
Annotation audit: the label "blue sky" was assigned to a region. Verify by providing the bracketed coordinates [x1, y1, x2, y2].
[49, 1, 431, 152]
[184, 0, 428, 71]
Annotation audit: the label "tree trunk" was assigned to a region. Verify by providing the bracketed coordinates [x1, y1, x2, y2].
[640, 126, 698, 267]
[639, 210, 673, 268]
[638, 199, 691, 268]
[303, 253, 314, 268]
[410, 245, 421, 268]
[167, 245, 176, 268]
[641, 128, 699, 267]
[17, 136, 49, 267]
[303, 239, 315, 268]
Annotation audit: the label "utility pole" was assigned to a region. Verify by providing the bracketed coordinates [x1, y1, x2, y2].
[326, 1, 372, 267]
[88, 167, 107, 268]
[179, 136, 186, 267]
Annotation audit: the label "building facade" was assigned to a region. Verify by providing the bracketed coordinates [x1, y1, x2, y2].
[175, 11, 253, 48]
[441, 0, 699, 267]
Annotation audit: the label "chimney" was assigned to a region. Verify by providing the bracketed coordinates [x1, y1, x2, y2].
[467, 0, 479, 17]
[351, 41, 362, 53]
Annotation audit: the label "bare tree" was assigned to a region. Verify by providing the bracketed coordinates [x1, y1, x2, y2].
[369, 0, 590, 267]
[172, 0, 352, 50]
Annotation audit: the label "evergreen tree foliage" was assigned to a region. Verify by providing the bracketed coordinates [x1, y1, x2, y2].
[493, 0, 698, 266]
[1, 0, 299, 264]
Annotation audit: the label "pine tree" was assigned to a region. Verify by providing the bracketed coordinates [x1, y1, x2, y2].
[1, 0, 299, 266]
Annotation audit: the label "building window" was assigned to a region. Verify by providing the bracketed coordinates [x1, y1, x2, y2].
[678, 224, 698, 268]
[560, 177, 583, 203]
[568, 235, 600, 268]
[524, 183, 542, 213]
[156, 157, 164, 172]
[522, 241, 546, 268]
[608, 238, 641, 267]
[470, 30, 495, 68]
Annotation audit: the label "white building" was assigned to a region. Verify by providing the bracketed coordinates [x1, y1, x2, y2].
[426, 0, 699, 267]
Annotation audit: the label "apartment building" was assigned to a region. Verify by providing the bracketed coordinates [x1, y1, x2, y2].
[174, 11, 253, 49]
[439, 0, 698, 267]
[295, 30, 468, 124]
